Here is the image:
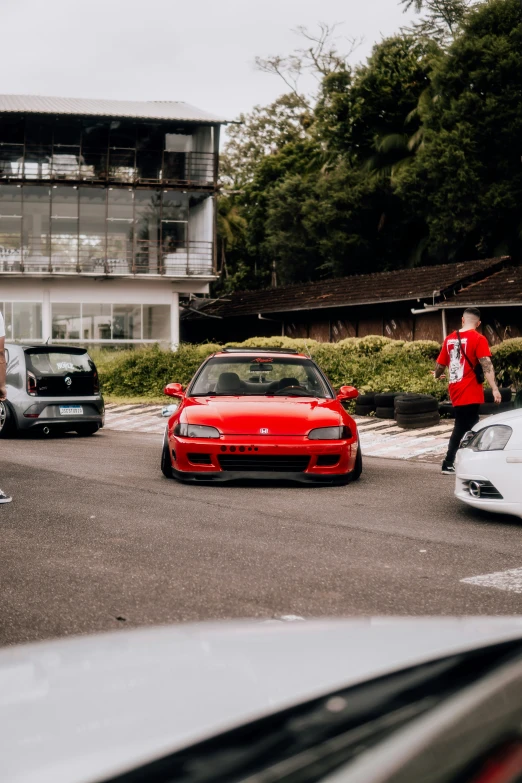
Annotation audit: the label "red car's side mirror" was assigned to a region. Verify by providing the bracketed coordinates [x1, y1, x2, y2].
[164, 383, 184, 398]
[337, 385, 358, 400]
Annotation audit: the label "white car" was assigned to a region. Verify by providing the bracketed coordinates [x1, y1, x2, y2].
[4, 619, 522, 783]
[455, 407, 522, 519]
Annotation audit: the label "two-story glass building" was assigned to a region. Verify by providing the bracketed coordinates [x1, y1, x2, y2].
[0, 95, 224, 346]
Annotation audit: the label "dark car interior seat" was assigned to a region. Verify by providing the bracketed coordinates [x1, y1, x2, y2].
[216, 372, 243, 394]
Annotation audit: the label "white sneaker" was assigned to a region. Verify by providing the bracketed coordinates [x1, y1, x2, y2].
[0, 489, 12, 504]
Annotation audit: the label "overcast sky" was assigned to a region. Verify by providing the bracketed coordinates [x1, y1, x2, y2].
[0, 0, 417, 121]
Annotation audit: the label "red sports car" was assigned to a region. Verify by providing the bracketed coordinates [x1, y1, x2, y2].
[160, 348, 362, 485]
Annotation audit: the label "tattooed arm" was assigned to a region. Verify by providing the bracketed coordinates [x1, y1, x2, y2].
[432, 363, 447, 379]
[480, 356, 501, 403]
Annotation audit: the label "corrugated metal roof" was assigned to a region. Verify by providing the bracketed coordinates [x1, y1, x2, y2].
[0, 94, 227, 123]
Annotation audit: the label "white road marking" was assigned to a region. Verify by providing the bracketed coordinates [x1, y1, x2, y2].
[461, 567, 522, 594]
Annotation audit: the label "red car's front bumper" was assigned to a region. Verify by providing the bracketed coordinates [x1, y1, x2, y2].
[168, 434, 358, 483]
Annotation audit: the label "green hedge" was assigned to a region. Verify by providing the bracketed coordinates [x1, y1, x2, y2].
[90, 336, 522, 400]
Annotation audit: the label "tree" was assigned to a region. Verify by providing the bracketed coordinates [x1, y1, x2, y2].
[221, 93, 310, 189]
[395, 0, 522, 263]
[400, 0, 477, 44]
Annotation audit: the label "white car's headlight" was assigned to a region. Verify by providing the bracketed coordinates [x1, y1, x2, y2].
[308, 426, 351, 440]
[469, 425, 512, 452]
[175, 423, 221, 439]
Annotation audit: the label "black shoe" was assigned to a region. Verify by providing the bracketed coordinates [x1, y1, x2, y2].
[441, 461, 455, 475]
[0, 489, 12, 504]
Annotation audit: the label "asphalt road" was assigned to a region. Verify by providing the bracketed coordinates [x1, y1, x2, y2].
[1, 429, 522, 647]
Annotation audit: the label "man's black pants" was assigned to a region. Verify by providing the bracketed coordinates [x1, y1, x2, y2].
[445, 403, 481, 464]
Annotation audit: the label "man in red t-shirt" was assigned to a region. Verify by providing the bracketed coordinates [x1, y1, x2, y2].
[434, 307, 501, 474]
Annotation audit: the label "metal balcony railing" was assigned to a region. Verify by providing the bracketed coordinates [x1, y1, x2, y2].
[0, 149, 216, 187]
[0, 238, 214, 277]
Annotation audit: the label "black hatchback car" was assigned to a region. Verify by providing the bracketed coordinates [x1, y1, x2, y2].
[1, 344, 104, 437]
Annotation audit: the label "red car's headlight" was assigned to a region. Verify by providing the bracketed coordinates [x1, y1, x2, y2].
[308, 426, 352, 440]
[175, 423, 221, 439]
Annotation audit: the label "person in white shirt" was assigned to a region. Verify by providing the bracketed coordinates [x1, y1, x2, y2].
[0, 311, 12, 503]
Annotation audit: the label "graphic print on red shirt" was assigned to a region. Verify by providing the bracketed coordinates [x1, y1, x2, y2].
[437, 329, 491, 406]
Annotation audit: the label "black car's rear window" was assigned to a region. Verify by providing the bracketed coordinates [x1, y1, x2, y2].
[25, 350, 94, 375]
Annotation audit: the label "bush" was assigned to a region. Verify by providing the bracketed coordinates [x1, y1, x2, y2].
[492, 338, 522, 390]
[92, 336, 520, 401]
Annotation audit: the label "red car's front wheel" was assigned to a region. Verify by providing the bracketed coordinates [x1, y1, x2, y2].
[161, 431, 173, 479]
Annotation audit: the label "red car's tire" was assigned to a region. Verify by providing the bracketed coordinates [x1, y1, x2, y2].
[161, 432, 173, 479]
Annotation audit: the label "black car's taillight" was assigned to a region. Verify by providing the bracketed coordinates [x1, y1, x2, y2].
[27, 370, 37, 396]
[93, 370, 99, 394]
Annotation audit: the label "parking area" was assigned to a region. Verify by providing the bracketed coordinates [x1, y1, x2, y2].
[2, 428, 522, 647]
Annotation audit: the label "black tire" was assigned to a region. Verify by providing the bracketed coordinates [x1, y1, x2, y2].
[484, 387, 512, 403]
[161, 430, 173, 479]
[356, 392, 376, 405]
[375, 406, 396, 419]
[439, 401, 455, 418]
[75, 423, 99, 436]
[351, 439, 363, 481]
[374, 392, 400, 407]
[394, 393, 439, 414]
[480, 401, 514, 416]
[354, 404, 375, 417]
[0, 401, 16, 438]
[396, 411, 441, 429]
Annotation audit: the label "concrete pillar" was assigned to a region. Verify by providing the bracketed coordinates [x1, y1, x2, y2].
[170, 291, 180, 351]
[42, 289, 51, 343]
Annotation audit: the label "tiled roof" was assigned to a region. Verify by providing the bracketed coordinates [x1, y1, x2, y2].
[0, 95, 227, 124]
[195, 258, 506, 319]
[440, 265, 522, 307]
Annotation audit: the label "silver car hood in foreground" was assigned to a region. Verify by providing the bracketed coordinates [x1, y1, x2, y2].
[3, 617, 522, 783]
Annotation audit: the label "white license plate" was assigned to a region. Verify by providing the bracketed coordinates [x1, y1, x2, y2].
[59, 406, 83, 416]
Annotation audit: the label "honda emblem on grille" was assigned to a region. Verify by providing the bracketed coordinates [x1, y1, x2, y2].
[260, 428, 269, 434]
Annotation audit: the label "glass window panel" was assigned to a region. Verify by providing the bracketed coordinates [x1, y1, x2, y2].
[24, 145, 52, 179]
[53, 118, 81, 147]
[0, 145, 24, 178]
[112, 304, 142, 340]
[134, 190, 160, 272]
[52, 304, 81, 340]
[162, 191, 188, 221]
[23, 185, 51, 269]
[1, 303, 13, 340]
[165, 133, 192, 152]
[51, 186, 78, 268]
[136, 149, 162, 182]
[0, 116, 25, 144]
[51, 185, 79, 218]
[0, 217, 22, 270]
[82, 303, 112, 340]
[0, 184, 22, 216]
[79, 187, 106, 272]
[25, 117, 53, 145]
[108, 150, 135, 182]
[162, 151, 187, 182]
[13, 302, 42, 340]
[143, 305, 170, 341]
[109, 120, 136, 148]
[136, 123, 163, 151]
[107, 189, 133, 270]
[82, 119, 109, 181]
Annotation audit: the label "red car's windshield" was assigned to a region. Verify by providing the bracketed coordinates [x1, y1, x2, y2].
[189, 356, 333, 398]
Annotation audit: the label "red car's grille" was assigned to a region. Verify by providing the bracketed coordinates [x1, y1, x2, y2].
[218, 454, 310, 473]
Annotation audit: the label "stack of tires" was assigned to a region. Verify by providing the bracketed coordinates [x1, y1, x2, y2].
[354, 392, 377, 417]
[394, 393, 440, 429]
[374, 392, 401, 419]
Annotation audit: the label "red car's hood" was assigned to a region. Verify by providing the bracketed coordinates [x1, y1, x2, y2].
[183, 396, 342, 436]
